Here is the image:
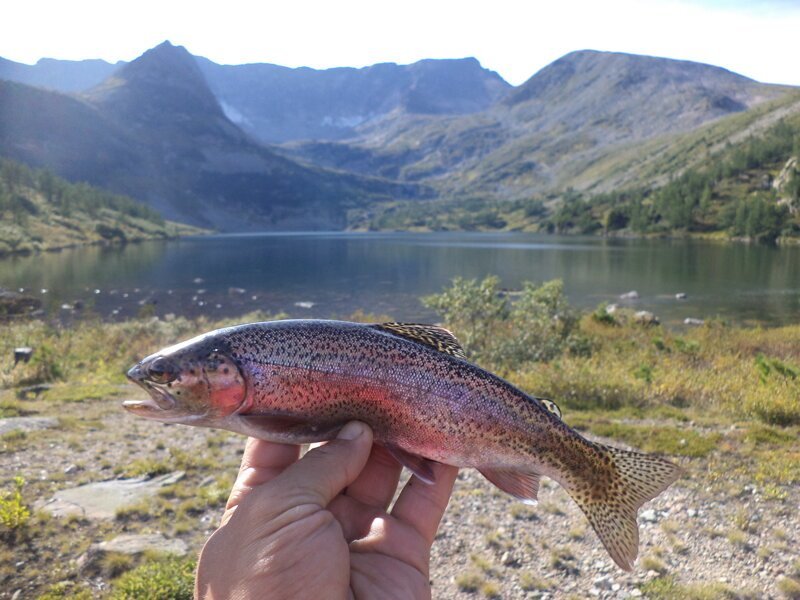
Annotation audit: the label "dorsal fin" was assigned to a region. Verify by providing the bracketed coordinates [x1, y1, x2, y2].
[538, 397, 562, 420]
[372, 322, 467, 360]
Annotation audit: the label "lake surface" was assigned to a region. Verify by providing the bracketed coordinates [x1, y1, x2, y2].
[1, 232, 799, 326]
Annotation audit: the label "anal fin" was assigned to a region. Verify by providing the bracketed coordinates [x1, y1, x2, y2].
[385, 445, 438, 484]
[479, 468, 540, 505]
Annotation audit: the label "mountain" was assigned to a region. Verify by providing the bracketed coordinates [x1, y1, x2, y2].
[286, 50, 792, 198]
[0, 51, 510, 144]
[1, 42, 425, 229]
[196, 57, 510, 143]
[0, 56, 120, 92]
[0, 156, 197, 256]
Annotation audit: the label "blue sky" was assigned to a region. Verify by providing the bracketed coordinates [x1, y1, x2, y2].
[2, 0, 799, 86]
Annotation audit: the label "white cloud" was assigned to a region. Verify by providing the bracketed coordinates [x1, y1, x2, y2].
[2, 0, 799, 86]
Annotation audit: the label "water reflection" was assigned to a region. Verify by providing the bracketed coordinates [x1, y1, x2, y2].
[0, 233, 798, 325]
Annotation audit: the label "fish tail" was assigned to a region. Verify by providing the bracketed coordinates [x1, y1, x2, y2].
[565, 444, 682, 571]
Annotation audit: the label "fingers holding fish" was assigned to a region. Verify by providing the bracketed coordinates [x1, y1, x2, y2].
[242, 422, 374, 524]
[391, 463, 459, 546]
[342, 444, 404, 511]
[226, 438, 301, 505]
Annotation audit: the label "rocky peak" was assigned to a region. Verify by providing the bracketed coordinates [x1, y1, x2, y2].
[86, 40, 227, 130]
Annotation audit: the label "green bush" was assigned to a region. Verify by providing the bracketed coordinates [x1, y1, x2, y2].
[0, 476, 30, 531]
[423, 276, 581, 369]
[110, 555, 196, 600]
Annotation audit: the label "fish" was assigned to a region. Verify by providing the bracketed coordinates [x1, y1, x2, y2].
[125, 319, 681, 570]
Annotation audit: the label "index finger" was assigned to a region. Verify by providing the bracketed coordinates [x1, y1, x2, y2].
[225, 437, 301, 512]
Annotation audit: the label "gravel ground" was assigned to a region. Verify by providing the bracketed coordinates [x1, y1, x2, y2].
[1, 387, 798, 599]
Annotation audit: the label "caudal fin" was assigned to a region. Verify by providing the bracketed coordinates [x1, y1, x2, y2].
[567, 445, 682, 571]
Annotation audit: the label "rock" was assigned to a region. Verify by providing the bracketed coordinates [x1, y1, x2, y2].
[0, 417, 59, 436]
[13, 347, 34, 366]
[620, 291, 639, 300]
[641, 509, 658, 523]
[294, 301, 315, 309]
[93, 533, 187, 556]
[199, 475, 216, 487]
[79, 533, 188, 574]
[605, 303, 619, 314]
[675, 292, 687, 299]
[35, 472, 184, 520]
[228, 287, 247, 295]
[193, 277, 205, 284]
[684, 318, 704, 326]
[64, 464, 79, 475]
[631, 590, 643, 598]
[16, 383, 52, 399]
[634, 311, 660, 326]
[593, 575, 613, 590]
[0, 289, 42, 319]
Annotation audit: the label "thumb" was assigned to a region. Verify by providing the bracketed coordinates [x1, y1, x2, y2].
[250, 422, 374, 521]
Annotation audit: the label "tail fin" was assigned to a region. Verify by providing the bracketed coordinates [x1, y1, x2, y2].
[566, 445, 682, 571]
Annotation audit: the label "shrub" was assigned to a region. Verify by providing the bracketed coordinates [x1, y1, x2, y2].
[110, 555, 196, 600]
[423, 276, 581, 369]
[0, 476, 30, 531]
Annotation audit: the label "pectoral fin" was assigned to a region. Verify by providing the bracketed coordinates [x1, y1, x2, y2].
[385, 445, 438, 484]
[479, 468, 541, 505]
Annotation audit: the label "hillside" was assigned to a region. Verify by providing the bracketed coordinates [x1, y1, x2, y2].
[0, 43, 427, 230]
[0, 56, 119, 92]
[286, 51, 791, 198]
[196, 56, 510, 143]
[0, 158, 196, 256]
[2, 44, 798, 232]
[356, 105, 800, 242]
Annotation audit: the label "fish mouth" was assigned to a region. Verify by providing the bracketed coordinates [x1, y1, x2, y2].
[125, 363, 176, 412]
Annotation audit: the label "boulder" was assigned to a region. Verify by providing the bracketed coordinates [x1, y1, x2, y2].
[35, 472, 184, 520]
[0, 417, 59, 436]
[0, 289, 42, 319]
[684, 318, 705, 326]
[633, 310, 660, 326]
[619, 290, 639, 300]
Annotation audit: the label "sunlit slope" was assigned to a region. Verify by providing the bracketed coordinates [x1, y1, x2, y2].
[0, 158, 197, 255]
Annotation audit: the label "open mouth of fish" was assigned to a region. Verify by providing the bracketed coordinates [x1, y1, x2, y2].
[123, 381, 175, 413]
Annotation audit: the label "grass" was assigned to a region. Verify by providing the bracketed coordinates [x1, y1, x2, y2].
[640, 576, 746, 600]
[779, 577, 800, 599]
[455, 571, 485, 593]
[519, 571, 550, 591]
[110, 554, 196, 600]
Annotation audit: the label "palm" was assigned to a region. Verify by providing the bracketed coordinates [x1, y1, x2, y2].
[197, 435, 457, 600]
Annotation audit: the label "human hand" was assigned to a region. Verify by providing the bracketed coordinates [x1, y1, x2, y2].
[194, 422, 459, 600]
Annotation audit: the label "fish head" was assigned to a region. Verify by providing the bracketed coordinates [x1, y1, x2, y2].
[124, 333, 246, 424]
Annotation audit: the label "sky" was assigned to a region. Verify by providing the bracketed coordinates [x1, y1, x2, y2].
[2, 0, 800, 86]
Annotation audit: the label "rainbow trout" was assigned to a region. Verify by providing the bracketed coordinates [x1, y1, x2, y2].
[125, 319, 681, 570]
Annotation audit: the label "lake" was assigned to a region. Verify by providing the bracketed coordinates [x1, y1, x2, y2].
[1, 232, 799, 325]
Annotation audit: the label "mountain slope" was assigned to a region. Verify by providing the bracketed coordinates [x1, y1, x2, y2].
[353, 93, 800, 240]
[196, 56, 510, 143]
[0, 56, 120, 92]
[0, 157, 196, 256]
[1, 42, 426, 230]
[287, 50, 791, 199]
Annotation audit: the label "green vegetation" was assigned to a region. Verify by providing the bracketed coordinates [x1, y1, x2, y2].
[426, 277, 800, 427]
[1, 281, 799, 596]
[640, 576, 746, 600]
[109, 555, 196, 600]
[0, 476, 30, 532]
[0, 157, 198, 256]
[357, 117, 800, 244]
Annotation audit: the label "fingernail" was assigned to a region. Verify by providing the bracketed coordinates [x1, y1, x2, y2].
[337, 421, 365, 440]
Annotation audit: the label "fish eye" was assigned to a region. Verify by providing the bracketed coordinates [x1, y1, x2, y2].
[146, 357, 177, 384]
